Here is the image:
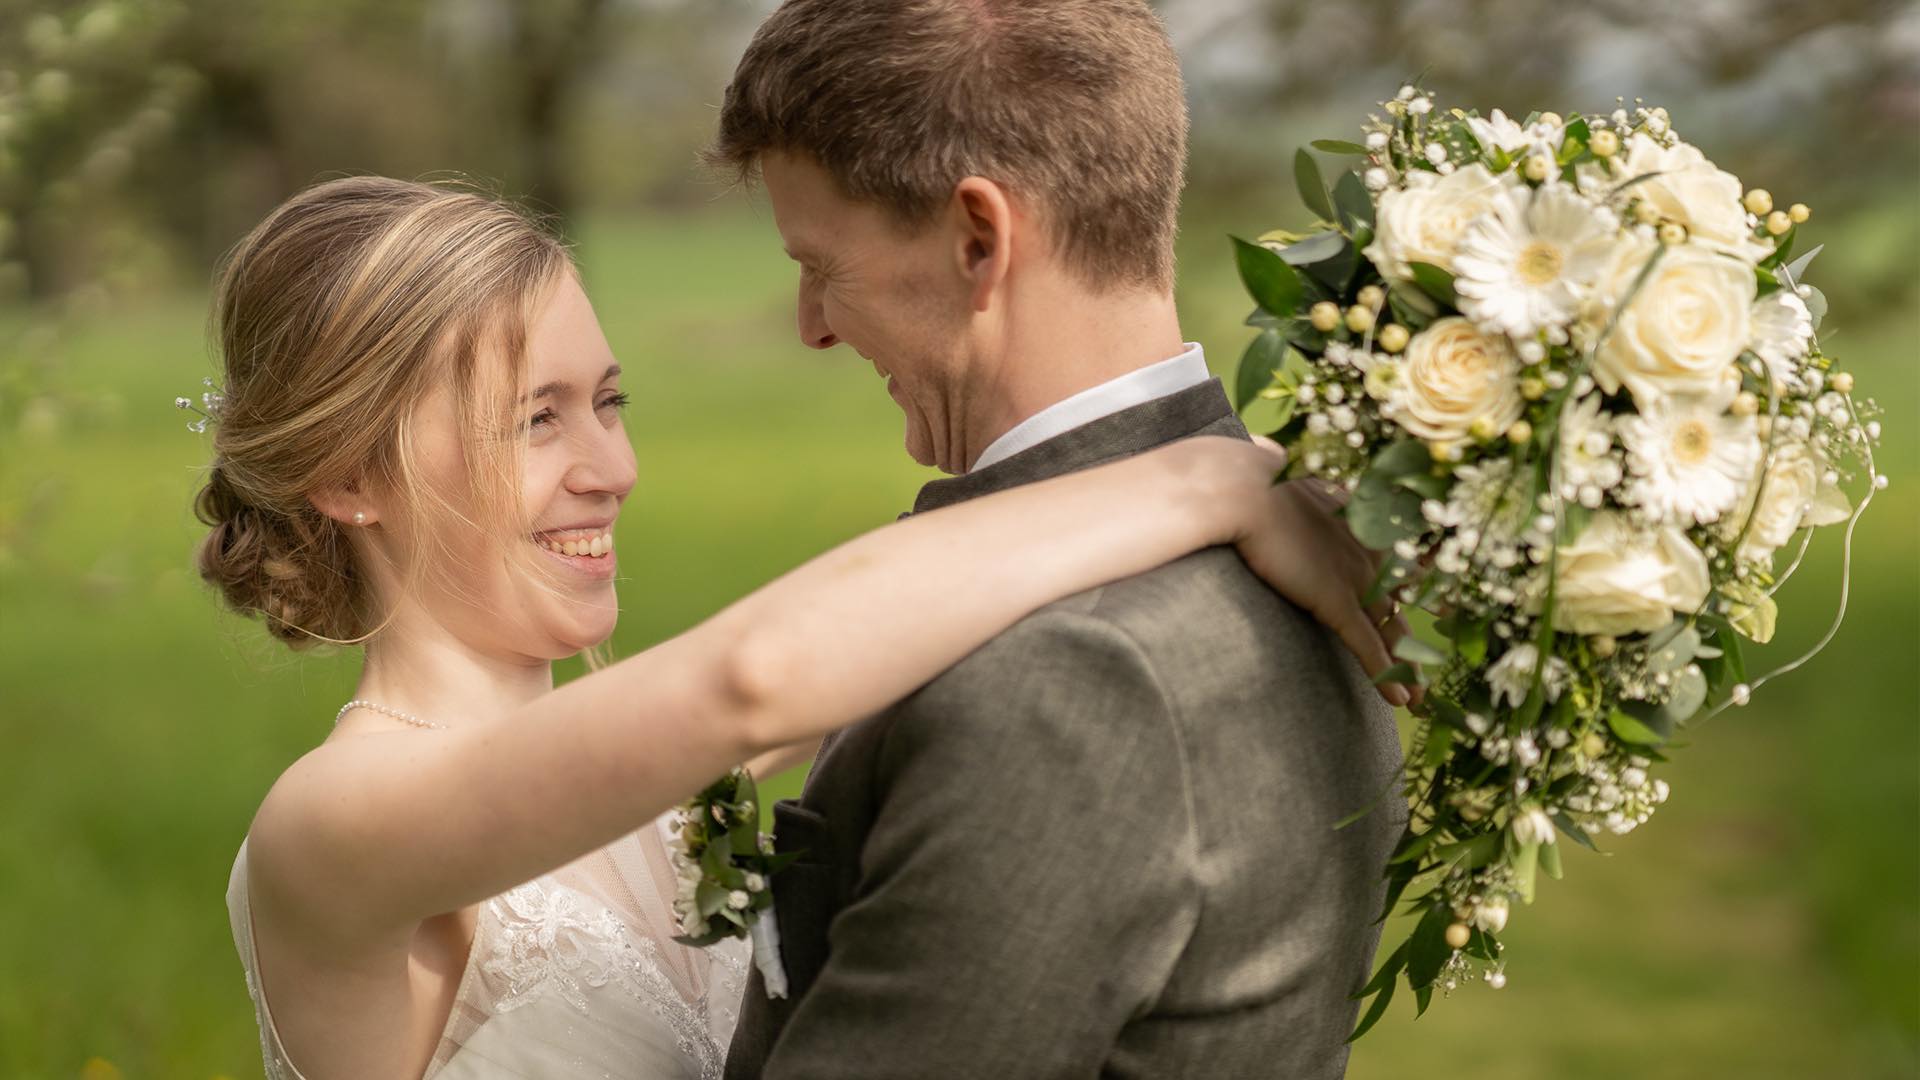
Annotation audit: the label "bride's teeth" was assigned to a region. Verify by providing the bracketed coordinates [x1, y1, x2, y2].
[534, 530, 613, 557]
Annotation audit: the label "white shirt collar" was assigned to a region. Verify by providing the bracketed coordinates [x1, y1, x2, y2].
[970, 343, 1210, 473]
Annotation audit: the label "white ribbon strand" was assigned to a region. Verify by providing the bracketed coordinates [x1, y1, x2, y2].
[750, 908, 790, 999]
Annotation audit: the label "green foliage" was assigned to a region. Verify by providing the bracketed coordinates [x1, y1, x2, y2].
[1294, 148, 1335, 221]
[1233, 327, 1289, 411]
[1232, 235, 1307, 319]
[1346, 439, 1434, 548]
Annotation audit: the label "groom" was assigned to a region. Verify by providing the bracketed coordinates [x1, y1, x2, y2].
[708, 2, 1405, 1076]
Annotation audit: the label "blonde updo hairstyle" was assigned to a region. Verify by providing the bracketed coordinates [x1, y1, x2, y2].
[194, 176, 582, 654]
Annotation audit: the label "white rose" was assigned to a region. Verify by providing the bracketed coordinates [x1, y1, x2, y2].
[1588, 238, 1754, 406]
[1611, 134, 1771, 262]
[1723, 440, 1852, 563]
[1553, 511, 1711, 636]
[1392, 317, 1524, 442]
[1364, 164, 1517, 282]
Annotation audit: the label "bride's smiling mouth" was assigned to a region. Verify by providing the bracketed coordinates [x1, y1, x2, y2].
[531, 524, 617, 578]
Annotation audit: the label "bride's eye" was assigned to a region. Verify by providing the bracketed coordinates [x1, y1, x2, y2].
[598, 391, 631, 412]
[528, 409, 558, 431]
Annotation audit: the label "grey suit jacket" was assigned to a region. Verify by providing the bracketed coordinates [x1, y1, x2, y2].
[725, 379, 1406, 1079]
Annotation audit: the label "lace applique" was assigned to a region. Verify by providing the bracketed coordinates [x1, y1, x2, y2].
[706, 941, 752, 1043]
[482, 878, 727, 1078]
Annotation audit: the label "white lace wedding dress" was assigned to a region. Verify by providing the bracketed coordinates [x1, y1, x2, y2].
[225, 811, 751, 1079]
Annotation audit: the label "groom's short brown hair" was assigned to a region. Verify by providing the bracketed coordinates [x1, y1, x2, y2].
[706, 0, 1188, 292]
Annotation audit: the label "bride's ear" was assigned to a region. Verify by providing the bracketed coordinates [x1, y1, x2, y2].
[949, 176, 1014, 313]
[309, 478, 380, 528]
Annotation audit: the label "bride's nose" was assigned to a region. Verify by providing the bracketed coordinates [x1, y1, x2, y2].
[565, 426, 637, 498]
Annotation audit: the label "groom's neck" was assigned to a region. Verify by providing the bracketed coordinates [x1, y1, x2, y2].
[959, 286, 1186, 472]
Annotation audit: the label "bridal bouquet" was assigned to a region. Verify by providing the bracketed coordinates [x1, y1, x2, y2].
[1231, 89, 1885, 1038]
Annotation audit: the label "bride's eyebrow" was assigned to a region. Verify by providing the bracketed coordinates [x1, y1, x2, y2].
[521, 364, 622, 403]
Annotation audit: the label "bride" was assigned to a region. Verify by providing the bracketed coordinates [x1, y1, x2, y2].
[200, 176, 1405, 1079]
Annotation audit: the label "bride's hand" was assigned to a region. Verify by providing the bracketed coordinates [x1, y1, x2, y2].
[1186, 436, 1414, 707]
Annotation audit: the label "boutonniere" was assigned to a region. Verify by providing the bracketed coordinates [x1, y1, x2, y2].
[667, 767, 801, 998]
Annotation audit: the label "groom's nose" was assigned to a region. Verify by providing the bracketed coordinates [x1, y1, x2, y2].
[796, 279, 838, 350]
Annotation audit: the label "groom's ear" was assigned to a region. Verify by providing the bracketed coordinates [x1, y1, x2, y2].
[949, 177, 1014, 313]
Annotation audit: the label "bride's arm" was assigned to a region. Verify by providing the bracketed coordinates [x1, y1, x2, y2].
[251, 435, 1399, 939]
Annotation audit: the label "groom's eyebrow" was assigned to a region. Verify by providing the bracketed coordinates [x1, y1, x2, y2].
[522, 364, 621, 402]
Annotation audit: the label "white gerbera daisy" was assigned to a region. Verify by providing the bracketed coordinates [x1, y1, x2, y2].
[1748, 289, 1814, 391]
[1454, 184, 1619, 338]
[1556, 393, 1624, 507]
[1619, 386, 1762, 524]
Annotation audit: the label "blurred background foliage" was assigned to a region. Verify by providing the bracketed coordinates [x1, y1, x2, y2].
[0, 0, 1914, 1076]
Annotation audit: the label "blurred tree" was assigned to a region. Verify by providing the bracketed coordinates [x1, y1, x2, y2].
[1160, 0, 1919, 207]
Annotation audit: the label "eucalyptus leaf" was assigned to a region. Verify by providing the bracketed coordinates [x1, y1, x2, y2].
[1422, 724, 1454, 768]
[1367, 438, 1435, 480]
[1782, 243, 1825, 285]
[1393, 469, 1449, 499]
[1346, 483, 1425, 548]
[1277, 229, 1348, 265]
[1661, 664, 1709, 721]
[1646, 625, 1701, 674]
[1294, 148, 1335, 221]
[1803, 285, 1827, 331]
[1313, 139, 1372, 155]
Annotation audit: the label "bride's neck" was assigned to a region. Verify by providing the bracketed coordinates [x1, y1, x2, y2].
[350, 613, 555, 730]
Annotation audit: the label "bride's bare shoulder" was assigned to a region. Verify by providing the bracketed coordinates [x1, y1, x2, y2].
[246, 731, 441, 941]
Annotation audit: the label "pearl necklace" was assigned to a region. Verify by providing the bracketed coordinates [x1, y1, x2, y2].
[335, 699, 446, 730]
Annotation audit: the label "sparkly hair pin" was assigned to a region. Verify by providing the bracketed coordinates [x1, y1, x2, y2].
[175, 377, 225, 433]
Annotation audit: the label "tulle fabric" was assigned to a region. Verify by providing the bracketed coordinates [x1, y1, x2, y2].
[227, 812, 751, 1079]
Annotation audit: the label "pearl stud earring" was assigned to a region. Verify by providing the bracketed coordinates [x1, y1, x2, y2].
[353, 512, 367, 525]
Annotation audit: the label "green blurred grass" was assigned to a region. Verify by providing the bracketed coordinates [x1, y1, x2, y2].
[0, 201, 1914, 1078]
